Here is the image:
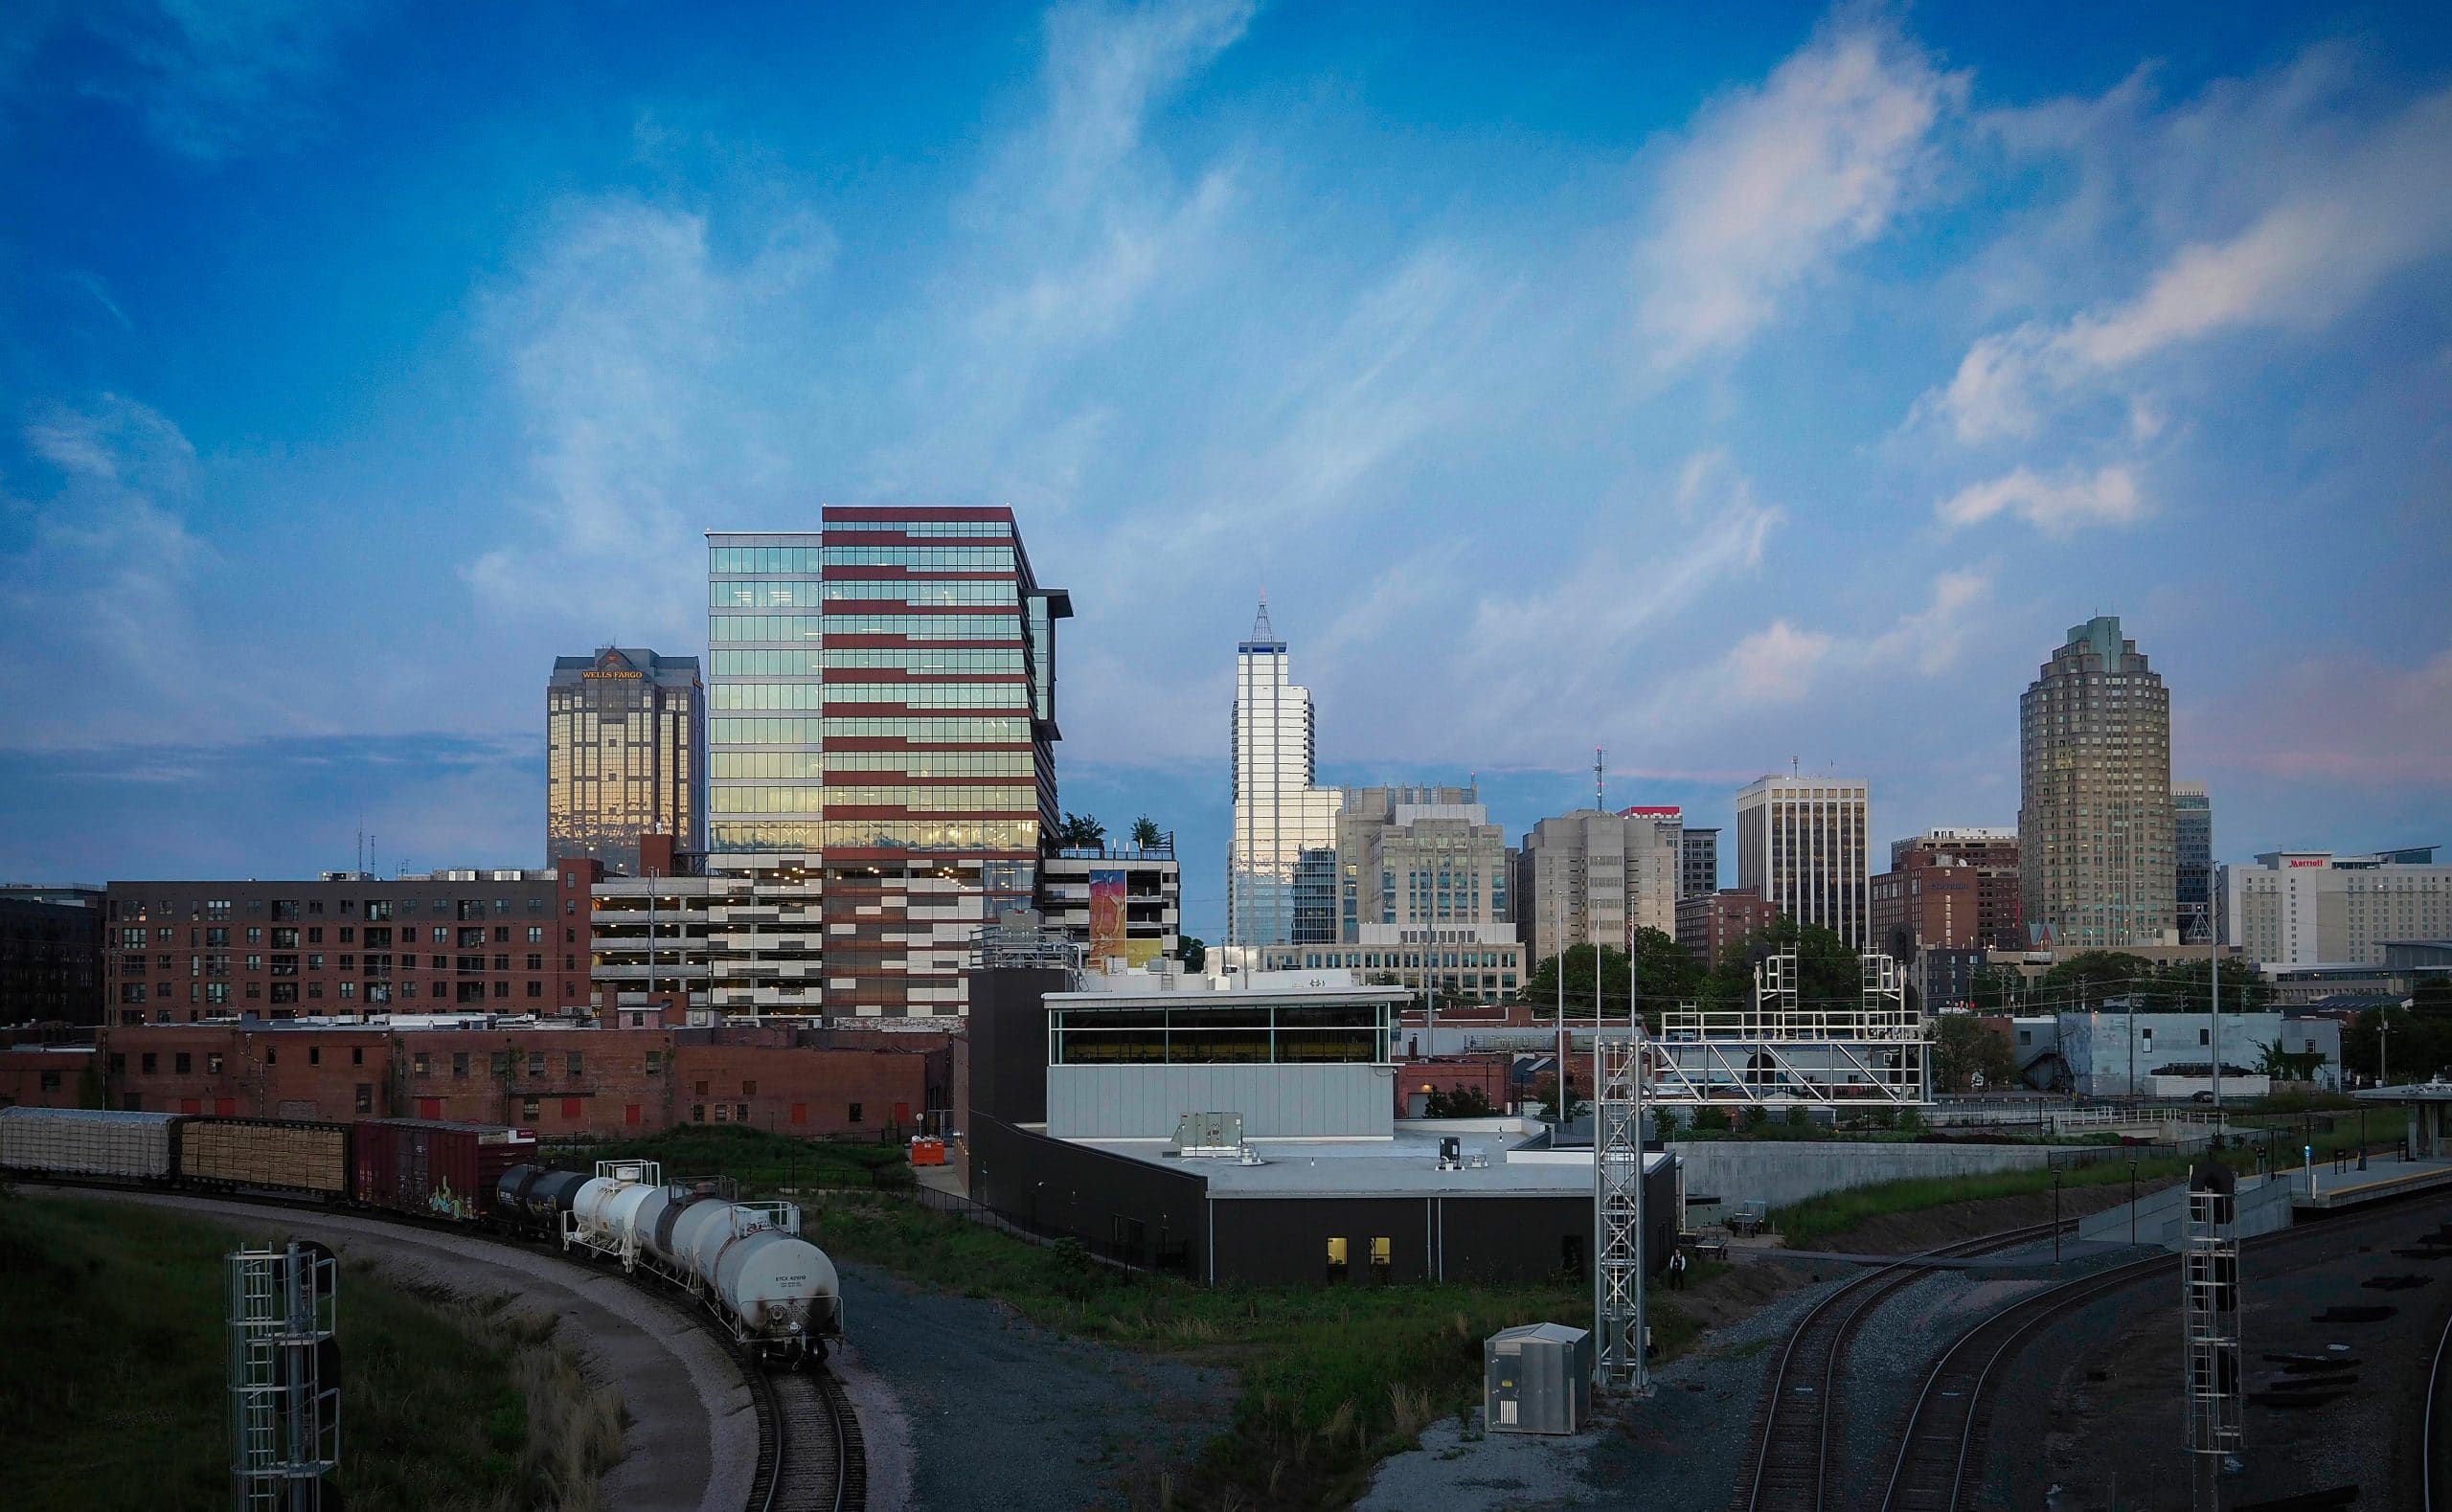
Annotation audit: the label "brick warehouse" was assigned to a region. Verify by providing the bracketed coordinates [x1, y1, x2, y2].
[22, 1021, 948, 1140]
[102, 863, 604, 1025]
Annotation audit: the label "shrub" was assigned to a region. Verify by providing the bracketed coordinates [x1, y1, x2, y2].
[1691, 1106, 1732, 1133]
[1782, 1105, 1809, 1130]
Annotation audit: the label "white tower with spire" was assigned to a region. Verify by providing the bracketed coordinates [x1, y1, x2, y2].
[1226, 596, 1344, 948]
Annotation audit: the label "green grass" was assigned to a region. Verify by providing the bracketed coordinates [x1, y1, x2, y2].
[1766, 1112, 2395, 1249]
[0, 1191, 619, 1512]
[542, 1122, 915, 1191]
[806, 1193, 1703, 1510]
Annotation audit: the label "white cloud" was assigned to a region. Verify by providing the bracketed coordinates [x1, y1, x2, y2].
[1634, 18, 1964, 368]
[1936, 465, 2144, 535]
[1725, 621, 1833, 703]
[1929, 80, 2452, 442]
[464, 195, 833, 634]
[0, 395, 270, 747]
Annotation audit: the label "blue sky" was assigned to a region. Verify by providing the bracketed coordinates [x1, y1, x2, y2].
[2, 2, 2447, 942]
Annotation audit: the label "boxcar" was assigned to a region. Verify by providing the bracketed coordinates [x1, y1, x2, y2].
[0, 1107, 183, 1180]
[355, 1119, 535, 1222]
[179, 1116, 352, 1197]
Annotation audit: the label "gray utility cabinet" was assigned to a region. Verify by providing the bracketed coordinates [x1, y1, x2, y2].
[1484, 1322, 1592, 1433]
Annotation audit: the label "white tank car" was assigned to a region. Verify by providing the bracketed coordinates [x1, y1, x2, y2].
[560, 1161, 841, 1361]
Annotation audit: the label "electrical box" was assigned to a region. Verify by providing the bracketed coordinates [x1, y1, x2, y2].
[1485, 1322, 1593, 1434]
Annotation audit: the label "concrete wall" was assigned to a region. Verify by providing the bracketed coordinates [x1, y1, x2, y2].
[2077, 1171, 2294, 1251]
[1671, 1140, 2062, 1212]
[1047, 1063, 1396, 1139]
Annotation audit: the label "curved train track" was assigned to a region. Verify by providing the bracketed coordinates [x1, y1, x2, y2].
[1730, 1220, 2067, 1512]
[1875, 1188, 2452, 1512]
[19, 1172, 865, 1512]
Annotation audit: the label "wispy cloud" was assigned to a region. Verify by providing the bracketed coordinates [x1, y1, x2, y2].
[16, 0, 383, 160]
[1937, 464, 2145, 535]
[1633, 16, 1964, 369]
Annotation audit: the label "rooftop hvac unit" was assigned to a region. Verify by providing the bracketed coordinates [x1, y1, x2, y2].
[1485, 1322, 1592, 1433]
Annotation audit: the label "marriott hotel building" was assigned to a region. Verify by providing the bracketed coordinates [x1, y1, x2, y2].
[705, 509, 1071, 1017]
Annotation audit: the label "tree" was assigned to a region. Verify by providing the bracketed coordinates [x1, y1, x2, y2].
[1932, 1012, 2016, 1094]
[1698, 917, 1862, 1009]
[1128, 815, 1163, 850]
[1056, 812, 1106, 849]
[1532, 1074, 1586, 1123]
[1178, 936, 1206, 973]
[2253, 1038, 2325, 1084]
[1518, 933, 1700, 1026]
[1969, 964, 2031, 1013]
[1424, 1084, 1496, 1117]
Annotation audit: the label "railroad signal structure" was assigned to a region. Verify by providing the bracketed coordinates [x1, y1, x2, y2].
[2183, 1162, 2243, 1509]
[226, 1241, 339, 1512]
[1647, 951, 1931, 1108]
[1592, 1028, 1649, 1395]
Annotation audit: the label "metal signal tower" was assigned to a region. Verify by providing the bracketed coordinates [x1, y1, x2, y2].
[2182, 1162, 2242, 1509]
[228, 1241, 339, 1511]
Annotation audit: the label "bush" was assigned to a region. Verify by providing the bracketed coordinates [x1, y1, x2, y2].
[1740, 1105, 1769, 1131]
[1783, 1105, 1809, 1130]
[1691, 1106, 1732, 1132]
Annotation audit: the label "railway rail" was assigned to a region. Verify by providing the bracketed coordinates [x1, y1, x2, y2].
[1876, 1189, 2452, 1512]
[2424, 1302, 2452, 1512]
[1729, 1220, 2068, 1512]
[18, 1172, 865, 1512]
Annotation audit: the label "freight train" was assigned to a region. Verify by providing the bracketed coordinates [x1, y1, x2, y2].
[0, 1107, 843, 1365]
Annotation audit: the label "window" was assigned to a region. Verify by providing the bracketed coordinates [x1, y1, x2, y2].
[527, 981, 542, 999]
[523, 1097, 540, 1120]
[108, 1053, 125, 1075]
[714, 1103, 731, 1121]
[174, 1052, 191, 1073]
[453, 1052, 469, 1079]
[735, 1102, 748, 1122]
[1370, 1236, 1392, 1277]
[691, 1104, 706, 1123]
[207, 1053, 222, 1074]
[742, 1079, 758, 1095]
[529, 926, 544, 944]
[493, 981, 510, 999]
[694, 1079, 709, 1095]
[848, 1101, 863, 1124]
[493, 926, 510, 943]
[527, 954, 544, 972]
[414, 1052, 429, 1075]
[646, 1051, 662, 1074]
[1326, 1236, 1350, 1282]
[263, 1048, 276, 1065]
[39, 1071, 59, 1094]
[142, 1052, 157, 1073]
[339, 927, 355, 943]
[492, 1052, 511, 1075]
[529, 1053, 545, 1078]
[355, 1084, 373, 1115]
[566, 1052, 582, 1077]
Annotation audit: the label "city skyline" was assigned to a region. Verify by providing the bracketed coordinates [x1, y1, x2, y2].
[3, 3, 2448, 945]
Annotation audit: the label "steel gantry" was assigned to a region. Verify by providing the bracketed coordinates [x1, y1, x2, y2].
[227, 1241, 338, 1512]
[1592, 1030, 1649, 1395]
[1647, 951, 1930, 1108]
[2182, 1162, 2243, 1509]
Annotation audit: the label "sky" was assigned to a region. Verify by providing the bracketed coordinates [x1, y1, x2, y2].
[2, 1, 2447, 943]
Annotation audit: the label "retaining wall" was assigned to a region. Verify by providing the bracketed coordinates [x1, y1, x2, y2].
[1673, 1140, 2062, 1213]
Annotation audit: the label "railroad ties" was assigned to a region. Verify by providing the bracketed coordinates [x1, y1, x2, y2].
[747, 1365, 866, 1512]
[1730, 1221, 2066, 1512]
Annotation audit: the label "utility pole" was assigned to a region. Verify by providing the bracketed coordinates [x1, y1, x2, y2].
[2210, 938, 2223, 1116]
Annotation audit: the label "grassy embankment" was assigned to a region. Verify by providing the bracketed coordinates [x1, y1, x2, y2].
[538, 1124, 913, 1190]
[813, 1193, 1705, 1511]
[1771, 1103, 2392, 1249]
[0, 1192, 620, 1512]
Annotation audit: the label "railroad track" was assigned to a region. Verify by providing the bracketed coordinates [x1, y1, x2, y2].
[21, 1174, 865, 1512]
[1876, 1188, 2452, 1512]
[1876, 1251, 2174, 1512]
[2425, 1302, 2452, 1512]
[747, 1365, 868, 1512]
[1729, 1220, 2068, 1512]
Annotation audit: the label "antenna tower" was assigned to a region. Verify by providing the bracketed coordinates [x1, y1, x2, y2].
[1595, 748, 1605, 810]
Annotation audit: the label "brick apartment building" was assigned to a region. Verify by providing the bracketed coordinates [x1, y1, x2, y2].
[63, 1018, 947, 1140]
[1674, 888, 1780, 966]
[102, 864, 602, 1026]
[1, 887, 105, 1025]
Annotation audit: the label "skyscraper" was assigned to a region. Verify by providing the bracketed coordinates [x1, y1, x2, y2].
[2173, 781, 2212, 942]
[706, 510, 1068, 1017]
[1734, 776, 1871, 948]
[2019, 616, 2174, 950]
[1226, 599, 1343, 947]
[1515, 807, 1683, 963]
[546, 646, 704, 873]
[1680, 827, 1719, 899]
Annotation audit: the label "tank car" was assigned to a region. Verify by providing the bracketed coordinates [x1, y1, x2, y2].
[551, 1159, 841, 1363]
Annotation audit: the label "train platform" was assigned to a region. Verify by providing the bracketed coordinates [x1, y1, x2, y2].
[2291, 1153, 2452, 1210]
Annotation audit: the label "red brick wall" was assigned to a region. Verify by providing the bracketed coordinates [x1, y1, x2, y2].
[1393, 1056, 1510, 1116]
[90, 1023, 937, 1140]
[0, 1049, 94, 1108]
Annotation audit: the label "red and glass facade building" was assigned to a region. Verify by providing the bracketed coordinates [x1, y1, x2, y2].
[706, 508, 1070, 1017]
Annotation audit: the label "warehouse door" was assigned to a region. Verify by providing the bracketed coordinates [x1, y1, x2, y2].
[418, 1098, 443, 1119]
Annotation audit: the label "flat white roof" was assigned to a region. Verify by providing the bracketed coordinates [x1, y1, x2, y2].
[1067, 1125, 1669, 1197]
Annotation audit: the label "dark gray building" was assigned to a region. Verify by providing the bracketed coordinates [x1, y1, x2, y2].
[1681, 827, 1719, 899]
[546, 646, 705, 874]
[2174, 781, 2211, 941]
[0, 887, 104, 1026]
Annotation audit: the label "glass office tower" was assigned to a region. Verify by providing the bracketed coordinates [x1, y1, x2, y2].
[706, 510, 1067, 1016]
[1225, 599, 1343, 947]
[545, 646, 703, 873]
